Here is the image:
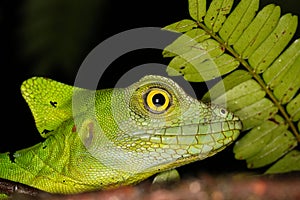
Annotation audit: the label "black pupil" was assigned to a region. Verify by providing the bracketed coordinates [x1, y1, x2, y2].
[152, 93, 165, 107]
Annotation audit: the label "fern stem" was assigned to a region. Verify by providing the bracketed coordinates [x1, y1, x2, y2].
[197, 22, 300, 142]
[238, 56, 300, 142]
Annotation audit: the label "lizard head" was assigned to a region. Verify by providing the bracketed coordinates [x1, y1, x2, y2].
[87, 75, 242, 173]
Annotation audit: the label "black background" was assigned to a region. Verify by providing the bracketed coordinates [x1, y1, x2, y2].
[1, 0, 299, 177]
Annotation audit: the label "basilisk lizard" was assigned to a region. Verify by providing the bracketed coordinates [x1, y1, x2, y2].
[0, 75, 242, 195]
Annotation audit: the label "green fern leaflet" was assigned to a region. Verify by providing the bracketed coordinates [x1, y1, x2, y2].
[162, 0, 300, 173]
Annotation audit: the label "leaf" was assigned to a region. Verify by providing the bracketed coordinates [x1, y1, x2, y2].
[162, 19, 198, 33]
[162, 0, 300, 173]
[233, 4, 281, 59]
[202, 70, 252, 102]
[248, 14, 298, 73]
[234, 98, 278, 131]
[263, 39, 300, 89]
[233, 115, 288, 160]
[287, 94, 300, 122]
[272, 56, 300, 104]
[188, 0, 206, 22]
[165, 38, 240, 82]
[234, 115, 297, 168]
[265, 150, 300, 174]
[245, 130, 297, 168]
[213, 79, 266, 112]
[204, 0, 234, 32]
[219, 0, 259, 45]
[162, 29, 211, 57]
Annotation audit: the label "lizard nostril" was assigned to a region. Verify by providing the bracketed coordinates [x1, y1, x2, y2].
[220, 108, 228, 116]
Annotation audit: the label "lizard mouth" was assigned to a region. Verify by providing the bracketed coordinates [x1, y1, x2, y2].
[92, 117, 242, 174]
[131, 118, 242, 155]
[142, 117, 241, 140]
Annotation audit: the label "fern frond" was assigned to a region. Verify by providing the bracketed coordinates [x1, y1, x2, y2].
[163, 0, 300, 173]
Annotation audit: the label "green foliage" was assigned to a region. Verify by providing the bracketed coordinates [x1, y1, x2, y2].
[163, 0, 300, 173]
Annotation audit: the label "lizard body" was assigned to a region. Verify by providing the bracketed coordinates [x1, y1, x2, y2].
[0, 75, 242, 194]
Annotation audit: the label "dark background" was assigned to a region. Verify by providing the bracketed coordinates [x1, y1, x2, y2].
[1, 0, 299, 178]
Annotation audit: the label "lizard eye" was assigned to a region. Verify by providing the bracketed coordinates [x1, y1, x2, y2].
[144, 88, 171, 114]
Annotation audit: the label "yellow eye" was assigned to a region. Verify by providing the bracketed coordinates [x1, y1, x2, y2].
[145, 89, 170, 113]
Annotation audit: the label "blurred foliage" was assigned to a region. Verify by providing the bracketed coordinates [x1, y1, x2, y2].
[20, 0, 107, 77]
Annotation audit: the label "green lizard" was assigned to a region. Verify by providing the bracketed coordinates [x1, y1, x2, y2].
[0, 75, 242, 195]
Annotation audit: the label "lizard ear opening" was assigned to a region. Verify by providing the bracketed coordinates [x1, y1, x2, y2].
[78, 120, 95, 148]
